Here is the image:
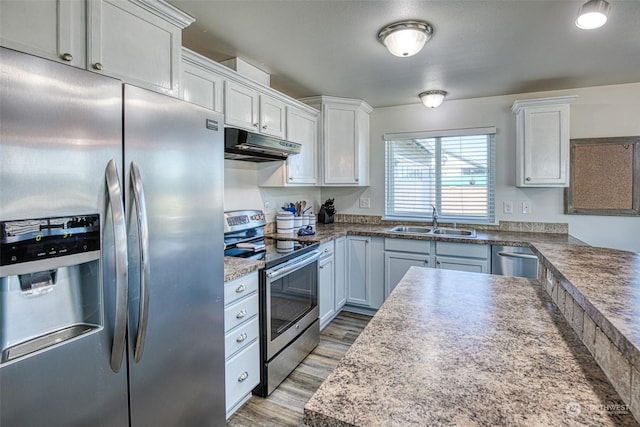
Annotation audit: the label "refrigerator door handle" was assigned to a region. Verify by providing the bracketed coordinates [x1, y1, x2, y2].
[105, 159, 129, 373]
[130, 161, 150, 363]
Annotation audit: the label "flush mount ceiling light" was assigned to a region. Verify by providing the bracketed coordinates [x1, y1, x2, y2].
[377, 20, 433, 57]
[575, 0, 611, 29]
[419, 90, 447, 108]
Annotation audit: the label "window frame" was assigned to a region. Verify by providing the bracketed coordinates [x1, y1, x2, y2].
[384, 127, 496, 224]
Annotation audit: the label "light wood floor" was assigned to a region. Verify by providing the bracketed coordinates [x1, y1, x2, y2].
[227, 311, 371, 427]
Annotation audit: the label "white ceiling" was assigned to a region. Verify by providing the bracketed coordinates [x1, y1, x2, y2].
[168, 0, 640, 108]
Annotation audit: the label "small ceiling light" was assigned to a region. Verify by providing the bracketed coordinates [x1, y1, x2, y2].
[575, 0, 611, 29]
[377, 20, 433, 57]
[419, 90, 447, 108]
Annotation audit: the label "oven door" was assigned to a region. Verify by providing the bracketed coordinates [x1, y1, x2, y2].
[264, 250, 320, 360]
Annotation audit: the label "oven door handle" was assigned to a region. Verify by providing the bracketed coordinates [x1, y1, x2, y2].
[265, 250, 321, 281]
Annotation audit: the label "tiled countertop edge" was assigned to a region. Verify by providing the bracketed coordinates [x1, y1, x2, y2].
[533, 246, 640, 420]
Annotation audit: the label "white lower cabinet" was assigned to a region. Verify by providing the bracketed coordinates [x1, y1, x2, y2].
[224, 272, 260, 419]
[384, 240, 431, 299]
[318, 241, 336, 330]
[435, 241, 490, 273]
[334, 236, 347, 311]
[346, 236, 384, 310]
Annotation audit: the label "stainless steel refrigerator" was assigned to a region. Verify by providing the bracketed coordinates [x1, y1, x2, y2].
[0, 47, 225, 426]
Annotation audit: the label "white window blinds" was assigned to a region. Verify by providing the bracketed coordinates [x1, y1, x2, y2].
[385, 127, 496, 223]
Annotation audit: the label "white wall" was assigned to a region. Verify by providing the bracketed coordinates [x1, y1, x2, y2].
[322, 82, 640, 252]
[224, 159, 321, 221]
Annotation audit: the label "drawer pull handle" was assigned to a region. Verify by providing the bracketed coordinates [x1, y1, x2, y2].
[93, 62, 104, 71]
[236, 333, 247, 343]
[61, 53, 73, 62]
[236, 284, 246, 293]
[238, 371, 249, 382]
[236, 309, 247, 319]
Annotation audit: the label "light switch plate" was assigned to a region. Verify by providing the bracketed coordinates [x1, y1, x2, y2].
[359, 197, 371, 209]
[264, 201, 270, 214]
[503, 201, 513, 214]
[522, 201, 530, 214]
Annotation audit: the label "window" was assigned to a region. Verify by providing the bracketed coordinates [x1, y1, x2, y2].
[385, 127, 496, 223]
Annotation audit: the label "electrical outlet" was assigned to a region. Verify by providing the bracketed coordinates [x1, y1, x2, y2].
[522, 201, 530, 214]
[264, 201, 270, 214]
[503, 201, 513, 214]
[359, 197, 371, 209]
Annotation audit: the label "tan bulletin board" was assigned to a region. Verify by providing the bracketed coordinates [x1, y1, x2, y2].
[565, 136, 640, 216]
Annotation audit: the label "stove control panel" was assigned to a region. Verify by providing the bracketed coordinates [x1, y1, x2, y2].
[224, 210, 266, 234]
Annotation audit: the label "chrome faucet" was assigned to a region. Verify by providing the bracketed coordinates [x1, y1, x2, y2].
[431, 204, 439, 229]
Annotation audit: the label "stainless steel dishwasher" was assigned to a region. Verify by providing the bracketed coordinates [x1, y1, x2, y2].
[491, 246, 538, 278]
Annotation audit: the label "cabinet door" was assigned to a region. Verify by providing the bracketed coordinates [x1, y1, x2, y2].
[87, 0, 181, 96]
[224, 80, 259, 131]
[323, 105, 359, 185]
[0, 0, 86, 68]
[520, 104, 570, 186]
[384, 252, 430, 298]
[346, 236, 370, 307]
[181, 60, 223, 112]
[286, 107, 318, 185]
[260, 94, 286, 138]
[435, 256, 489, 273]
[334, 237, 347, 310]
[319, 255, 335, 330]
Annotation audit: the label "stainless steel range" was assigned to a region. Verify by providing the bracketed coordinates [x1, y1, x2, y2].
[224, 210, 320, 396]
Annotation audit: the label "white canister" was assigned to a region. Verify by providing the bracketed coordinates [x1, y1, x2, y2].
[276, 240, 294, 252]
[302, 215, 310, 227]
[308, 214, 316, 231]
[293, 216, 303, 231]
[276, 211, 294, 234]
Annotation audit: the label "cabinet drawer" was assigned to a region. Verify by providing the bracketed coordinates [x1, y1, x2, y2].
[225, 341, 260, 411]
[436, 242, 489, 259]
[224, 272, 259, 306]
[225, 316, 259, 359]
[224, 293, 259, 332]
[384, 237, 430, 254]
[319, 240, 335, 257]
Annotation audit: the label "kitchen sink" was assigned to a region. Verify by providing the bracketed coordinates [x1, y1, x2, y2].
[387, 225, 476, 238]
[431, 228, 476, 237]
[387, 226, 433, 234]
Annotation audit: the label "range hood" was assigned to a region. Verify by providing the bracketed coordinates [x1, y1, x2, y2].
[224, 128, 301, 162]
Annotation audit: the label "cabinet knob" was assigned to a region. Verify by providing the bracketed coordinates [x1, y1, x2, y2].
[235, 284, 246, 293]
[236, 332, 247, 343]
[236, 309, 247, 319]
[237, 371, 249, 382]
[436, 260, 441, 265]
[93, 62, 104, 71]
[526, 177, 531, 182]
[262, 125, 267, 130]
[355, 178, 359, 182]
[319, 265, 324, 269]
[289, 177, 293, 180]
[253, 123, 259, 128]
[61, 53, 73, 62]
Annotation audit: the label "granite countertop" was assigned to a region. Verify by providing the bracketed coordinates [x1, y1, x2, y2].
[304, 267, 638, 426]
[224, 223, 584, 281]
[269, 222, 586, 247]
[223, 256, 263, 282]
[532, 243, 640, 372]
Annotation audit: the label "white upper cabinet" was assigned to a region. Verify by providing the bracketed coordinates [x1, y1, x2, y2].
[256, 105, 319, 186]
[225, 80, 260, 130]
[225, 81, 286, 139]
[512, 96, 577, 187]
[180, 48, 224, 112]
[1, 0, 193, 97]
[259, 94, 286, 139]
[0, 0, 86, 68]
[300, 96, 372, 186]
[284, 106, 318, 184]
[87, 0, 192, 96]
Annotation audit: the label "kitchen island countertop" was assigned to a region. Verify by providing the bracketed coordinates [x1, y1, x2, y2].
[303, 267, 637, 426]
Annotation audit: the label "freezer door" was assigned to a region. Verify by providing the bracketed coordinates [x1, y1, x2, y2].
[123, 85, 225, 426]
[0, 48, 129, 425]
